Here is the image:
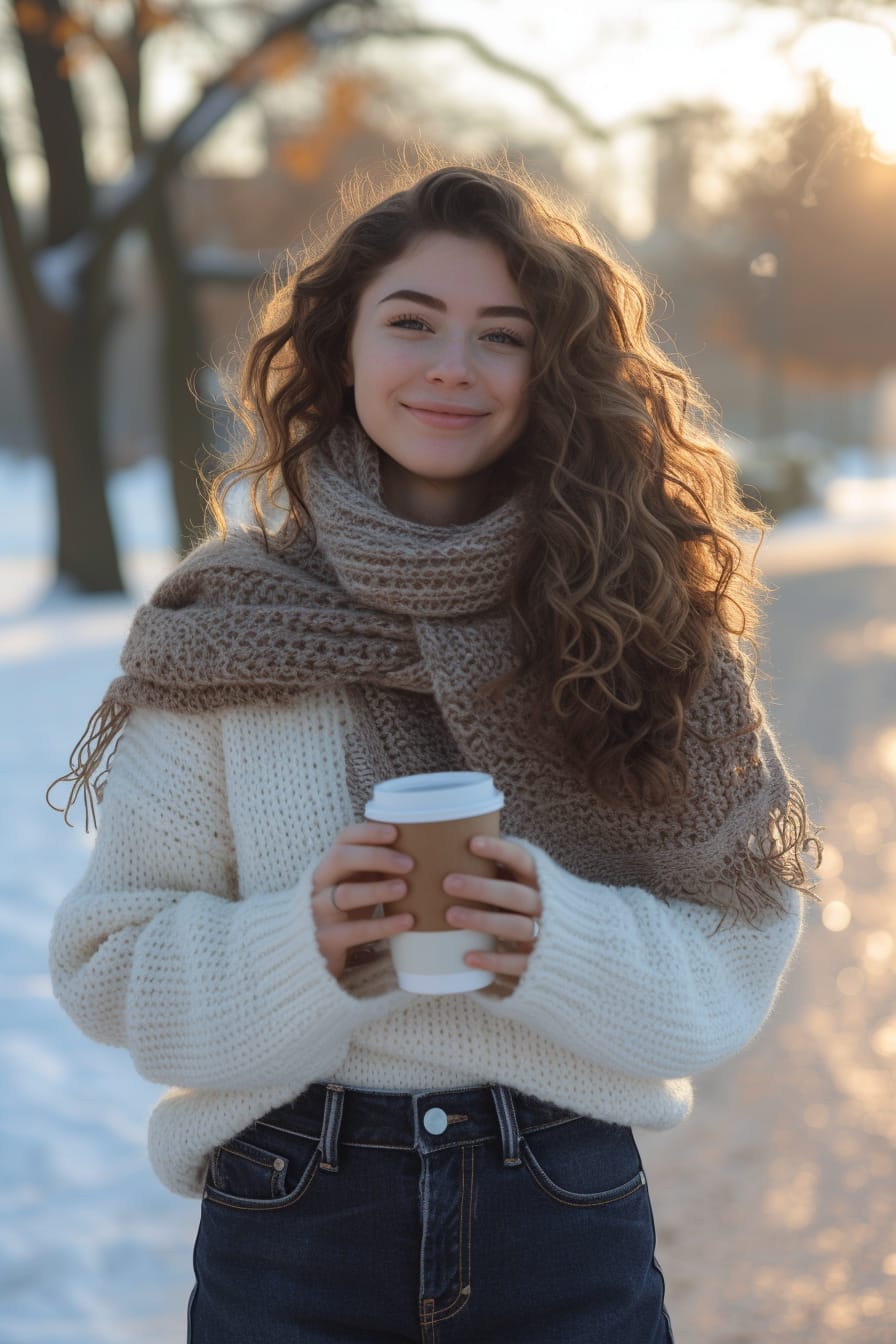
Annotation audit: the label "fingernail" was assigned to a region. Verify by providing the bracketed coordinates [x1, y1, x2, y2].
[445, 874, 464, 891]
[471, 836, 488, 851]
[397, 854, 414, 870]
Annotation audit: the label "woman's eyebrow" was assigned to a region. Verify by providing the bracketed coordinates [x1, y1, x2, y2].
[377, 288, 533, 323]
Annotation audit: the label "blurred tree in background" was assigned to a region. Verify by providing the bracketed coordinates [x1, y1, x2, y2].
[1, 0, 894, 590]
[1, 0, 611, 592]
[2, 0, 366, 590]
[707, 81, 896, 403]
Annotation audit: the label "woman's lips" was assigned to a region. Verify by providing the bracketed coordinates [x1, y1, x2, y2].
[402, 405, 487, 429]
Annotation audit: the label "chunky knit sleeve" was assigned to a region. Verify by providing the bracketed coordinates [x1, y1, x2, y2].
[48, 708, 402, 1091]
[475, 837, 804, 1078]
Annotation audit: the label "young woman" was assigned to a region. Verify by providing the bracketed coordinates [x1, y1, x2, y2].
[49, 160, 820, 1343]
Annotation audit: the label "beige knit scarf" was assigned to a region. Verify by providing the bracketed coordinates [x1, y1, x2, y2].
[53, 419, 820, 928]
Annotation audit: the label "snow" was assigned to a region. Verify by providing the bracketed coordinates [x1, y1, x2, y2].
[1, 446, 894, 1341]
[0, 456, 191, 1341]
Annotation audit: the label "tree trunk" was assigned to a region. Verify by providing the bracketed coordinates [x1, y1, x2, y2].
[0, 113, 122, 594]
[115, 44, 209, 554]
[146, 188, 210, 552]
[14, 0, 123, 591]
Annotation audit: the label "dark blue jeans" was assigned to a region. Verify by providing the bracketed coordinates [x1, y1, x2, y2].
[188, 1083, 675, 1343]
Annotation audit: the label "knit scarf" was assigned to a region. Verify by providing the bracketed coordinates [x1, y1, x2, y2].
[54, 419, 820, 927]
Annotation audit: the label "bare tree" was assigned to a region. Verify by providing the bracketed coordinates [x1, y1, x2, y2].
[5, 0, 122, 591]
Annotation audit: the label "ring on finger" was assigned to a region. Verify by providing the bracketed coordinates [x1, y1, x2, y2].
[330, 883, 345, 913]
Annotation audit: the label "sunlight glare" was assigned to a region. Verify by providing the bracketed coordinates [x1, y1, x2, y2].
[794, 21, 896, 161]
[875, 729, 896, 783]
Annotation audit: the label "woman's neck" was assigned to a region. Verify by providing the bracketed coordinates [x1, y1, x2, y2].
[378, 454, 495, 527]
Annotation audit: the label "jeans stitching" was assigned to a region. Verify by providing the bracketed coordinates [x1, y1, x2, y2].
[219, 1144, 275, 1170]
[203, 1152, 320, 1213]
[521, 1138, 648, 1207]
[319, 1085, 344, 1171]
[497, 1086, 522, 1165]
[426, 1145, 475, 1324]
[253, 1115, 581, 1153]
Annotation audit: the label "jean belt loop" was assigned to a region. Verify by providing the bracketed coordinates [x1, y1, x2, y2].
[318, 1084, 346, 1173]
[490, 1084, 522, 1167]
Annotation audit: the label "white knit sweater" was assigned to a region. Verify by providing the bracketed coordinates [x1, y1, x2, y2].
[49, 686, 804, 1197]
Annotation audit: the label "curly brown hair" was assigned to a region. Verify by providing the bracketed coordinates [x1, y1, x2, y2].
[210, 150, 768, 809]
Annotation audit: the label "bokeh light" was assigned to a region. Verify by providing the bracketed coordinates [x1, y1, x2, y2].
[875, 729, 896, 782]
[822, 900, 852, 932]
[871, 1018, 896, 1058]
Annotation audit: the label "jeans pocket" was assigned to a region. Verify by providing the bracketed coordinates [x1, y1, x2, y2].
[520, 1117, 647, 1207]
[204, 1123, 321, 1213]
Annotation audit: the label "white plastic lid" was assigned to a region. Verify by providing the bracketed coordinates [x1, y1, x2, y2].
[364, 771, 504, 824]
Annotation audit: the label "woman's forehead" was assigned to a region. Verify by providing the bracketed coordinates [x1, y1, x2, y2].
[362, 233, 523, 306]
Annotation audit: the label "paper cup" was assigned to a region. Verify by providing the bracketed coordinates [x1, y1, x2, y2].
[365, 772, 505, 993]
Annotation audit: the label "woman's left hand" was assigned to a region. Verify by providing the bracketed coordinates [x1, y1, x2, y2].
[443, 835, 542, 982]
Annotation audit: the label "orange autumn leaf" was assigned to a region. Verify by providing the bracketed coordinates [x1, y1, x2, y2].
[325, 76, 367, 134]
[14, 2, 49, 37]
[275, 130, 331, 182]
[273, 74, 377, 181]
[135, 0, 178, 36]
[50, 13, 88, 46]
[263, 32, 314, 81]
[232, 32, 313, 86]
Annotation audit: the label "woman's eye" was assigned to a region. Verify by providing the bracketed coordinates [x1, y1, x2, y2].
[484, 328, 525, 347]
[387, 314, 430, 331]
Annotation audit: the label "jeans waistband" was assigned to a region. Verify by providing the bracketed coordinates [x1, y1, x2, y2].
[253, 1083, 585, 1173]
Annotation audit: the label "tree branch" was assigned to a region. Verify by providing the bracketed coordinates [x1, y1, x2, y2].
[345, 18, 613, 142]
[52, 0, 372, 287]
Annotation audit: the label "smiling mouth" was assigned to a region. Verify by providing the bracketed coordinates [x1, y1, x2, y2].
[402, 405, 488, 428]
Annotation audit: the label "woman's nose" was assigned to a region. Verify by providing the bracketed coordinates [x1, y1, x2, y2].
[425, 336, 474, 384]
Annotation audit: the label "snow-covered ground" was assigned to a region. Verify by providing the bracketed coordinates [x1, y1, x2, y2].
[1, 456, 193, 1342]
[1, 448, 894, 1342]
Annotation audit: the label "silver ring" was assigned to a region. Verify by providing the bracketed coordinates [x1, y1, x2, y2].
[330, 884, 344, 913]
[530, 915, 541, 941]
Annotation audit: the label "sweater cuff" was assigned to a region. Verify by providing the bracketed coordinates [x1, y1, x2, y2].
[128, 856, 406, 1089]
[475, 835, 802, 1078]
[474, 837, 616, 1041]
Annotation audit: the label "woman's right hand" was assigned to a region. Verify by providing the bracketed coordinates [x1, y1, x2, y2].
[310, 822, 416, 981]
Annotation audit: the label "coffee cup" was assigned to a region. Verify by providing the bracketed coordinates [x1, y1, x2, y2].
[364, 771, 504, 993]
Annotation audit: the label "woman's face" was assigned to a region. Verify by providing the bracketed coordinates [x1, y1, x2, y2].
[346, 231, 533, 523]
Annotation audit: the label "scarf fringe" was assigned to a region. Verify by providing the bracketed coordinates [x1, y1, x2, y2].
[698, 779, 823, 932]
[45, 700, 131, 832]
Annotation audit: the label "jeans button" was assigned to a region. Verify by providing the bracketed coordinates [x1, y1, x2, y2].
[423, 1107, 448, 1135]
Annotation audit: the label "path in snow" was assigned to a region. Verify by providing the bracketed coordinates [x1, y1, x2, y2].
[2, 451, 894, 1341]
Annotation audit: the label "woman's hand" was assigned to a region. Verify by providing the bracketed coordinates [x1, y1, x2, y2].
[311, 822, 416, 981]
[443, 835, 542, 982]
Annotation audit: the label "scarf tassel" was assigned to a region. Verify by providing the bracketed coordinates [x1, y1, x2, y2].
[45, 700, 130, 832]
[698, 780, 823, 932]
